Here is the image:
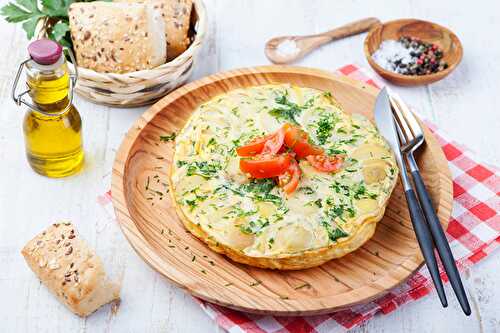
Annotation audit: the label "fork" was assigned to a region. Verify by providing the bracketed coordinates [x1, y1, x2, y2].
[390, 93, 472, 316]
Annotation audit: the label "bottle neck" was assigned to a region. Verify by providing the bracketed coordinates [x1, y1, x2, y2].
[26, 56, 71, 113]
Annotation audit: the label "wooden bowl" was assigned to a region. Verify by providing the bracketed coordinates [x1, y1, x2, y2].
[364, 19, 463, 86]
[112, 66, 453, 315]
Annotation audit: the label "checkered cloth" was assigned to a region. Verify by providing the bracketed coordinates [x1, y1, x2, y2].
[98, 64, 500, 332]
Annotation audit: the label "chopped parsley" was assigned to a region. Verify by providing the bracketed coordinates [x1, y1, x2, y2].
[176, 160, 188, 168]
[226, 206, 257, 218]
[320, 219, 349, 242]
[159, 133, 176, 142]
[314, 198, 323, 208]
[186, 160, 222, 179]
[298, 186, 315, 195]
[327, 148, 347, 156]
[315, 113, 338, 145]
[268, 92, 311, 125]
[217, 178, 282, 206]
[239, 218, 270, 235]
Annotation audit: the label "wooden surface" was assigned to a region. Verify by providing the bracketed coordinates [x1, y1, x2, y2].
[112, 66, 452, 315]
[364, 19, 463, 86]
[0, 0, 499, 332]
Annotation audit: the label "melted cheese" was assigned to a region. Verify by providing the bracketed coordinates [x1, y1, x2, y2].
[171, 84, 398, 259]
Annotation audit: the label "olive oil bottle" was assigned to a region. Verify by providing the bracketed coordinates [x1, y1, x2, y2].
[13, 39, 84, 178]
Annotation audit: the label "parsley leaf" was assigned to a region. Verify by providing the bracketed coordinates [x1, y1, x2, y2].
[269, 93, 309, 125]
[315, 113, 337, 145]
[320, 219, 349, 242]
[160, 133, 176, 142]
[186, 160, 222, 179]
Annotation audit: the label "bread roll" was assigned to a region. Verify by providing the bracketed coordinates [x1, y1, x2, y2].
[115, 0, 193, 60]
[68, 2, 166, 73]
[21, 222, 120, 317]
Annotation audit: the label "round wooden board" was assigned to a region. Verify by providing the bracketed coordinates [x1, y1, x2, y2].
[112, 66, 453, 315]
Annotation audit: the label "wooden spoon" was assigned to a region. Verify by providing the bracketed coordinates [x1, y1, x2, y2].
[265, 17, 381, 64]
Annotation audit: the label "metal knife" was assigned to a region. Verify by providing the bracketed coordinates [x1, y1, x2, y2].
[373, 88, 448, 308]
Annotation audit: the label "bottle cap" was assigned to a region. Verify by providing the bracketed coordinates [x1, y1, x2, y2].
[28, 39, 62, 65]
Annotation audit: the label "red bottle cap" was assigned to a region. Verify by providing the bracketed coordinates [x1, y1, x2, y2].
[28, 39, 62, 65]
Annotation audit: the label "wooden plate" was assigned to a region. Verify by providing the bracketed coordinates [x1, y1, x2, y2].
[112, 66, 453, 315]
[364, 19, 463, 86]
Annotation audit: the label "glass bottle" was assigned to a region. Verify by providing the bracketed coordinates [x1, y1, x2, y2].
[13, 39, 84, 178]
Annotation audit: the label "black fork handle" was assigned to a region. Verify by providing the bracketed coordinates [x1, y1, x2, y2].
[412, 170, 472, 315]
[404, 188, 448, 308]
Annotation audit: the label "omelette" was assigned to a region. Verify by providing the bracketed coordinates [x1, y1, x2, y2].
[170, 84, 398, 270]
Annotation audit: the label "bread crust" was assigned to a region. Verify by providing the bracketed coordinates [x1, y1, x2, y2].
[21, 223, 120, 316]
[69, 2, 166, 73]
[115, 0, 193, 60]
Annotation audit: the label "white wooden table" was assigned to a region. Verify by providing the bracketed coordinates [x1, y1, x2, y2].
[1, 0, 499, 332]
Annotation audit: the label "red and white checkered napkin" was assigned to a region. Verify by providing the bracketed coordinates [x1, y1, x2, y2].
[98, 64, 500, 332]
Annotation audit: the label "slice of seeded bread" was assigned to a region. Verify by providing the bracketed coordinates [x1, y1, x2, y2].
[21, 222, 120, 317]
[115, 0, 193, 60]
[69, 1, 166, 73]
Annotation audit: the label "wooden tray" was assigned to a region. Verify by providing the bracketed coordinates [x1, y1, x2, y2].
[112, 66, 453, 315]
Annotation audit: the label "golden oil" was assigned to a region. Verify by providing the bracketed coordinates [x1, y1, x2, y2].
[23, 57, 84, 178]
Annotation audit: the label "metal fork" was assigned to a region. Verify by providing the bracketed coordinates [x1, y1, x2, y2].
[390, 93, 472, 316]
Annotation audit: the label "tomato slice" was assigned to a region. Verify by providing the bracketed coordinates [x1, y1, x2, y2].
[284, 125, 323, 159]
[261, 127, 285, 155]
[236, 135, 271, 156]
[236, 127, 286, 156]
[240, 154, 292, 178]
[306, 155, 343, 173]
[278, 159, 301, 194]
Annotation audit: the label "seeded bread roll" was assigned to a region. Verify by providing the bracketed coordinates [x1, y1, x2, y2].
[21, 222, 120, 317]
[115, 0, 193, 60]
[68, 2, 166, 73]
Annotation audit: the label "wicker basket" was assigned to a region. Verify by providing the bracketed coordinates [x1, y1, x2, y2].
[39, 0, 207, 107]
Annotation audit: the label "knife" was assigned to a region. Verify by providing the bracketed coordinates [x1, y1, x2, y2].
[373, 88, 448, 308]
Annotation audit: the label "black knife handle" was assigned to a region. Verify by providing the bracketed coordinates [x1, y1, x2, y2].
[411, 170, 471, 315]
[404, 188, 448, 308]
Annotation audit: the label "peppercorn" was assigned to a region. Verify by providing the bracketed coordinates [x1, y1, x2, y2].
[392, 36, 448, 76]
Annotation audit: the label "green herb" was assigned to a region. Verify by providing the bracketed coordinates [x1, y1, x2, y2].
[160, 133, 176, 142]
[315, 113, 338, 145]
[226, 206, 257, 218]
[298, 186, 315, 195]
[327, 148, 347, 156]
[268, 93, 307, 124]
[183, 190, 208, 211]
[207, 137, 217, 146]
[313, 198, 323, 208]
[231, 107, 240, 117]
[294, 283, 311, 290]
[239, 218, 270, 235]
[338, 138, 358, 145]
[176, 160, 188, 168]
[240, 179, 282, 205]
[320, 219, 349, 242]
[0, 0, 103, 46]
[186, 160, 222, 179]
[268, 238, 275, 249]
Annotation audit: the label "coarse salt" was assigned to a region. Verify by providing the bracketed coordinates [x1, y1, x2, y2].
[372, 40, 414, 74]
[276, 39, 299, 57]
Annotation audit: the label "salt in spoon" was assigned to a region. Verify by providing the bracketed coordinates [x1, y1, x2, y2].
[265, 17, 380, 64]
